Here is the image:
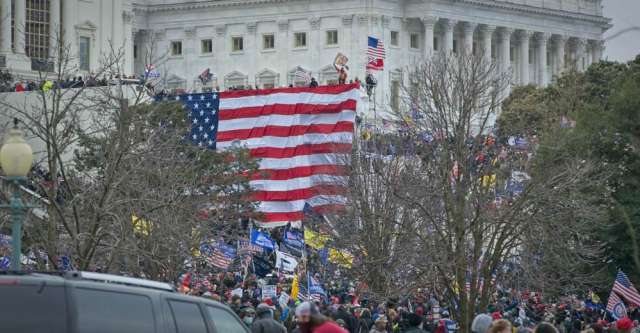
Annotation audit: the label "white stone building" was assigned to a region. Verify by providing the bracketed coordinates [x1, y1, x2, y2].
[0, 0, 135, 77]
[1, 1, 610, 108]
[132, 0, 609, 108]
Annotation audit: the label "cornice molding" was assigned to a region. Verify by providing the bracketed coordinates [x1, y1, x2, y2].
[132, 0, 611, 29]
[460, 0, 610, 27]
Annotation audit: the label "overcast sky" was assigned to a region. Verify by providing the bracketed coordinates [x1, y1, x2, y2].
[603, 0, 640, 62]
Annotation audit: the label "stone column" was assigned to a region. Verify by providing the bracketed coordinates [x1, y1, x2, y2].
[277, 20, 289, 86]
[535, 32, 549, 86]
[555, 35, 566, 75]
[50, 0, 61, 58]
[575, 38, 586, 70]
[123, 12, 134, 75]
[442, 18, 456, 53]
[14, 0, 26, 55]
[480, 25, 495, 62]
[1, 0, 11, 53]
[461, 22, 476, 54]
[517, 30, 531, 85]
[592, 40, 604, 62]
[422, 16, 438, 57]
[497, 27, 513, 74]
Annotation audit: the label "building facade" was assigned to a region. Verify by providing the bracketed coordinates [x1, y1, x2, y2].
[0, 0, 135, 77]
[132, 0, 609, 107]
[1, 1, 610, 108]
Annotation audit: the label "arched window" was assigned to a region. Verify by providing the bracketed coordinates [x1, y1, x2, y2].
[165, 74, 186, 91]
[318, 65, 338, 85]
[287, 66, 312, 87]
[224, 71, 248, 90]
[255, 68, 279, 89]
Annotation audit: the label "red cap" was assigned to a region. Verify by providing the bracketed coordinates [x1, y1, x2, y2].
[492, 311, 502, 320]
[617, 317, 633, 330]
[263, 298, 274, 306]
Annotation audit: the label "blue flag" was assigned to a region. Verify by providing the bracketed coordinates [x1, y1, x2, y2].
[0, 256, 10, 269]
[283, 228, 305, 257]
[251, 230, 276, 251]
[309, 274, 326, 296]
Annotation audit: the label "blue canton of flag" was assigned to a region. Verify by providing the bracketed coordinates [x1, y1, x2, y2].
[175, 93, 220, 149]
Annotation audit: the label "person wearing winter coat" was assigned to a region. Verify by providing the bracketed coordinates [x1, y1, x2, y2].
[252, 304, 287, 333]
[404, 313, 429, 333]
[295, 302, 348, 333]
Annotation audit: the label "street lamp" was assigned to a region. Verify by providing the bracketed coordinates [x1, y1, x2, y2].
[0, 118, 33, 270]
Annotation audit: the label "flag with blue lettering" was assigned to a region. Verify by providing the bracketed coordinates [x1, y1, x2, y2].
[283, 227, 305, 257]
[251, 230, 276, 251]
[309, 274, 326, 297]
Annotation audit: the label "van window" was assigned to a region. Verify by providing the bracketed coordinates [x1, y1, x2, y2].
[0, 284, 67, 333]
[74, 288, 155, 333]
[205, 306, 247, 333]
[168, 300, 208, 333]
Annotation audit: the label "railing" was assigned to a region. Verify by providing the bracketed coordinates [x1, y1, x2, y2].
[30, 59, 54, 72]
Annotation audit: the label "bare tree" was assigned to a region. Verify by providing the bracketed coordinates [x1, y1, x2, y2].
[0, 30, 256, 278]
[355, 52, 611, 331]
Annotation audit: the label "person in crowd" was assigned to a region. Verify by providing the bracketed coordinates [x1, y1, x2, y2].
[309, 77, 318, 88]
[252, 303, 287, 333]
[370, 316, 389, 333]
[616, 317, 633, 333]
[472, 314, 494, 333]
[241, 306, 257, 327]
[489, 319, 513, 333]
[295, 301, 347, 333]
[405, 313, 428, 333]
[359, 309, 374, 333]
[535, 322, 559, 333]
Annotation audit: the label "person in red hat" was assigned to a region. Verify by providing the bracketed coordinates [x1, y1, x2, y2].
[616, 317, 633, 333]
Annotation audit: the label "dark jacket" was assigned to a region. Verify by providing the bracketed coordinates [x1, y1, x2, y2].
[252, 306, 287, 333]
[251, 315, 287, 333]
[405, 327, 429, 333]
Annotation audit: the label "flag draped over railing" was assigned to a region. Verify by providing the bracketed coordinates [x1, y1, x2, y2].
[171, 84, 360, 227]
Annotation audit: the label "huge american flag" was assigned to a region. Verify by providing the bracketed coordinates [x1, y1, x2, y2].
[170, 84, 360, 227]
[612, 270, 640, 306]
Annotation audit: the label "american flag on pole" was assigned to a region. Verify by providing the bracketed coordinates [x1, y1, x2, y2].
[606, 291, 627, 320]
[168, 84, 360, 227]
[366, 36, 385, 71]
[201, 241, 237, 270]
[612, 270, 640, 306]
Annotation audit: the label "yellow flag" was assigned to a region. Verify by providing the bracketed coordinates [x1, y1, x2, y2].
[480, 174, 496, 188]
[131, 214, 152, 236]
[291, 274, 299, 300]
[304, 229, 329, 250]
[329, 248, 354, 268]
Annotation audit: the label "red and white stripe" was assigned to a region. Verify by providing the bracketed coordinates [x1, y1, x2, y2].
[613, 281, 640, 306]
[218, 84, 360, 227]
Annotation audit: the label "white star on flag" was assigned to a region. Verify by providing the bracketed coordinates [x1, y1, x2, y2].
[194, 103, 199, 109]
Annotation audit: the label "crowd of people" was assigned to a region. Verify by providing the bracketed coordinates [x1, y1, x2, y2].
[176, 269, 640, 333]
[0, 69, 142, 93]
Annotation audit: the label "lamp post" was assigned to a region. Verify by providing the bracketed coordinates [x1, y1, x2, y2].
[0, 118, 33, 270]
